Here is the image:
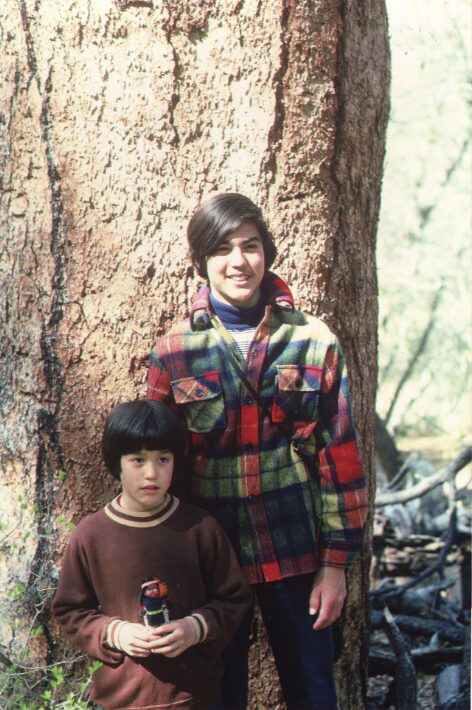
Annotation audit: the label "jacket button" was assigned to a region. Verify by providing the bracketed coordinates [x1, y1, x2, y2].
[245, 396, 253, 405]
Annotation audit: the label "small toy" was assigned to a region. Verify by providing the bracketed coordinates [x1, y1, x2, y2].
[139, 577, 170, 627]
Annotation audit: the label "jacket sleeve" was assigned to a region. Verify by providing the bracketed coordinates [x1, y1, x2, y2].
[147, 343, 194, 498]
[314, 338, 367, 569]
[190, 518, 252, 656]
[147, 343, 175, 406]
[52, 528, 124, 666]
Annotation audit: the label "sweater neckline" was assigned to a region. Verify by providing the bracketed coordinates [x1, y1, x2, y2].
[104, 493, 179, 528]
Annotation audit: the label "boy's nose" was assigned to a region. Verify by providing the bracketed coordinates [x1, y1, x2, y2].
[230, 247, 246, 266]
[145, 463, 159, 478]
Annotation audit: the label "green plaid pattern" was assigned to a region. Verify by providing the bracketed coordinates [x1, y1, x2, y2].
[147, 273, 367, 583]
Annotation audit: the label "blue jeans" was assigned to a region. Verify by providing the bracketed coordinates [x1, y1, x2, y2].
[221, 575, 338, 710]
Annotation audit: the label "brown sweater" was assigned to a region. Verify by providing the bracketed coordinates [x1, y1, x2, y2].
[52, 495, 252, 710]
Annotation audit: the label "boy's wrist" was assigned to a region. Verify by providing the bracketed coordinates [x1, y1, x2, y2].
[183, 616, 201, 645]
[184, 614, 207, 645]
[106, 619, 128, 651]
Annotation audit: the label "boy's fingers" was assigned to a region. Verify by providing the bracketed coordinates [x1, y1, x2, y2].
[146, 619, 196, 657]
[309, 566, 346, 630]
[312, 593, 344, 630]
[117, 622, 155, 656]
[149, 621, 178, 639]
[131, 647, 152, 657]
[153, 636, 179, 649]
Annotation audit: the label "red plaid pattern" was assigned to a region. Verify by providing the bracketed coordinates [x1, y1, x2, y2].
[147, 273, 367, 583]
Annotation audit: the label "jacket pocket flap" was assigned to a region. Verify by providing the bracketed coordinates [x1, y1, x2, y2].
[171, 371, 223, 405]
[276, 365, 322, 392]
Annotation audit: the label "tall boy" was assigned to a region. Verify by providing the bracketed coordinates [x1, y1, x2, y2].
[52, 399, 252, 710]
[147, 193, 367, 710]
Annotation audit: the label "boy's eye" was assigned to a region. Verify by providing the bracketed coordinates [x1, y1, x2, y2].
[214, 242, 231, 253]
[245, 239, 262, 250]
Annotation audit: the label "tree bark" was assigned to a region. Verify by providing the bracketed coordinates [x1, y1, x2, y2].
[0, 1, 389, 707]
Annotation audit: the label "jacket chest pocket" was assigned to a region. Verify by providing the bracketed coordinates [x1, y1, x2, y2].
[171, 371, 226, 433]
[272, 365, 322, 423]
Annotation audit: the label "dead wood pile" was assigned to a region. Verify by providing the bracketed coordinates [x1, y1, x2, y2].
[368, 447, 471, 710]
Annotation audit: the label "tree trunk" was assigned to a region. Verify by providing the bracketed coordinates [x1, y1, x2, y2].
[0, 1, 389, 707]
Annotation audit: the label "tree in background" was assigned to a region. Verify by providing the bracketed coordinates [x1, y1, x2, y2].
[377, 0, 471, 451]
[0, 1, 389, 707]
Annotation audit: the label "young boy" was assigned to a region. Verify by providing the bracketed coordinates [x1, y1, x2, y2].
[146, 193, 368, 710]
[52, 399, 252, 710]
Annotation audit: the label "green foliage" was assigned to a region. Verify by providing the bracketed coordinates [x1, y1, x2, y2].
[0, 656, 101, 709]
[378, 0, 471, 438]
[0, 493, 86, 709]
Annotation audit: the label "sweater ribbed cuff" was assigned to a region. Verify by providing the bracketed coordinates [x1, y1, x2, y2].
[106, 619, 128, 651]
[186, 613, 207, 644]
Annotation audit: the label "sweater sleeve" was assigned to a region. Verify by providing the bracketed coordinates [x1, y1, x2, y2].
[189, 518, 252, 656]
[314, 338, 367, 569]
[52, 527, 124, 666]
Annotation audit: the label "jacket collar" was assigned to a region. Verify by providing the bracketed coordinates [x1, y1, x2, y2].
[190, 271, 294, 331]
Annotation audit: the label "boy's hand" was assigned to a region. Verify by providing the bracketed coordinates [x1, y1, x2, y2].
[117, 622, 154, 657]
[309, 566, 346, 630]
[148, 618, 197, 658]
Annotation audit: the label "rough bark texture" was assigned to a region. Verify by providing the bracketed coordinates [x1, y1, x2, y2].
[0, 1, 389, 707]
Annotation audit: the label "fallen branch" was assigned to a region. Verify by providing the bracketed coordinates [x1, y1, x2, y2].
[372, 508, 458, 601]
[371, 611, 466, 645]
[375, 447, 472, 507]
[379, 579, 456, 615]
[436, 626, 470, 710]
[373, 533, 442, 550]
[436, 665, 468, 710]
[382, 607, 417, 710]
[370, 644, 464, 675]
[384, 452, 417, 492]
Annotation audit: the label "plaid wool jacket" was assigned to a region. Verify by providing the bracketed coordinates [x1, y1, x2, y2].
[147, 273, 367, 585]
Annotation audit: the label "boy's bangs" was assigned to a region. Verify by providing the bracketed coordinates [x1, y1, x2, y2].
[206, 213, 247, 255]
[102, 400, 186, 478]
[143, 418, 180, 454]
[125, 412, 178, 455]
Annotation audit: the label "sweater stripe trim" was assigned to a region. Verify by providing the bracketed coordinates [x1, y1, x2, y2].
[115, 493, 172, 518]
[104, 495, 180, 528]
[191, 613, 208, 642]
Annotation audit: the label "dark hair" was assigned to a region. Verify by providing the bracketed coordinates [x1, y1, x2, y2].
[101, 399, 186, 480]
[187, 192, 277, 278]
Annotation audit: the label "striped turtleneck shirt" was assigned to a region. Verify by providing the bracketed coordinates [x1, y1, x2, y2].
[209, 292, 265, 359]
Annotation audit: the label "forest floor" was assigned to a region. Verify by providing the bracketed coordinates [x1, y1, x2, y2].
[368, 673, 436, 710]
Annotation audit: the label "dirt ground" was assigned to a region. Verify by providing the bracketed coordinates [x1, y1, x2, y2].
[367, 673, 437, 709]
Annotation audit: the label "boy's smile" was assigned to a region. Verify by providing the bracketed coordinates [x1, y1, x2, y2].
[120, 449, 174, 512]
[206, 222, 265, 309]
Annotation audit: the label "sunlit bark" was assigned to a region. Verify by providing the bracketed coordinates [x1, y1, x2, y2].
[0, 1, 389, 706]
